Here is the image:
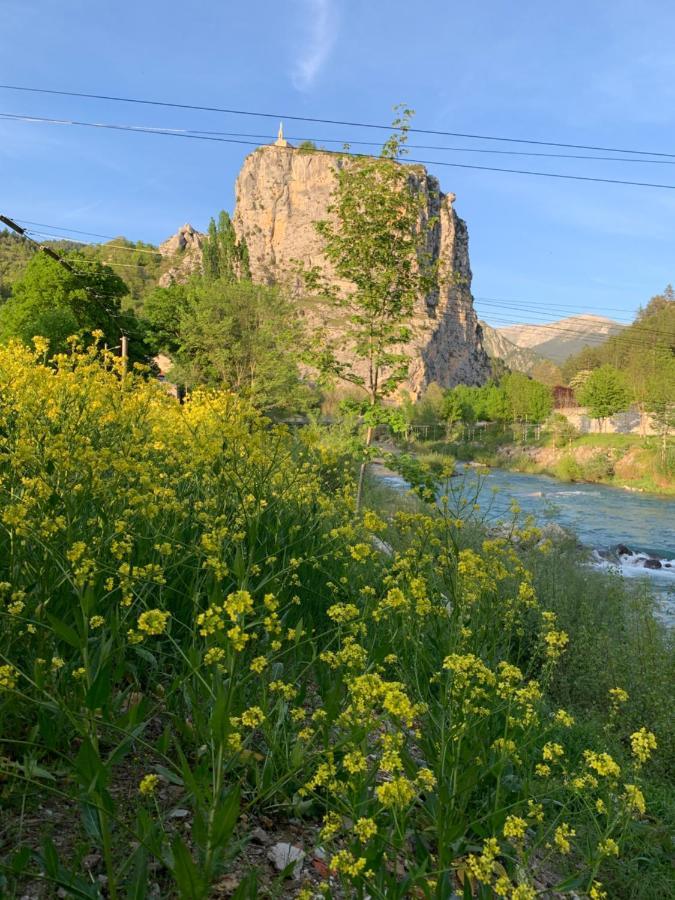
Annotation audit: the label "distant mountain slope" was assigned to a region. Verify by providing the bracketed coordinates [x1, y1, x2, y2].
[480, 321, 561, 383]
[498, 315, 624, 363]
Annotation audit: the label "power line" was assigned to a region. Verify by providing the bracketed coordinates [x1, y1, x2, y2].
[2, 82, 674, 159]
[21, 228, 184, 260]
[4, 111, 675, 191]
[477, 314, 674, 348]
[11, 219, 670, 320]
[8, 223, 673, 342]
[0, 214, 128, 320]
[184, 129, 675, 165]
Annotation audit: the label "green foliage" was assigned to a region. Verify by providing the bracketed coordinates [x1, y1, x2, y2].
[439, 376, 552, 428]
[304, 108, 436, 406]
[79, 238, 165, 311]
[503, 371, 553, 423]
[173, 278, 313, 414]
[141, 283, 190, 355]
[563, 289, 675, 390]
[0, 347, 669, 898]
[403, 382, 446, 425]
[0, 231, 35, 299]
[0, 250, 147, 359]
[554, 454, 585, 482]
[202, 211, 250, 283]
[549, 413, 579, 448]
[577, 365, 631, 428]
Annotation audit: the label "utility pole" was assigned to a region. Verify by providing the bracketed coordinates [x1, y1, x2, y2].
[121, 335, 128, 374]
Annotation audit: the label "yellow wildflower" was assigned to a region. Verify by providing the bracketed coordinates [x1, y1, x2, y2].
[240, 706, 265, 728]
[584, 750, 621, 779]
[554, 709, 575, 727]
[0, 664, 19, 690]
[623, 783, 646, 816]
[204, 647, 226, 667]
[609, 687, 629, 705]
[353, 817, 377, 841]
[503, 815, 527, 842]
[597, 837, 619, 857]
[139, 774, 159, 796]
[137, 609, 170, 636]
[224, 590, 254, 621]
[330, 849, 367, 877]
[375, 776, 416, 808]
[630, 727, 657, 766]
[227, 624, 249, 652]
[343, 750, 368, 775]
[554, 823, 575, 854]
[466, 837, 499, 884]
[542, 742, 565, 763]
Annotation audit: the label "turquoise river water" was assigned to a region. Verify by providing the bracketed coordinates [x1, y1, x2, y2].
[376, 465, 675, 625]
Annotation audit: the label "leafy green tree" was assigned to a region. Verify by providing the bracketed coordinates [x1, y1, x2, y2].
[174, 279, 311, 414]
[526, 379, 554, 423]
[406, 382, 445, 426]
[0, 251, 144, 357]
[304, 108, 436, 505]
[577, 364, 630, 431]
[202, 212, 250, 282]
[441, 390, 464, 429]
[644, 357, 675, 466]
[142, 284, 190, 355]
[483, 382, 510, 424]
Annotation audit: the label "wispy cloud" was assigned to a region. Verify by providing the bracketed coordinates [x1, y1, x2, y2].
[291, 0, 338, 91]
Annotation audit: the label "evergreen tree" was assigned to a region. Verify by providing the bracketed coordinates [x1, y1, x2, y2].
[202, 212, 251, 283]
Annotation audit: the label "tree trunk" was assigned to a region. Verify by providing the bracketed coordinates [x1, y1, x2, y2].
[355, 424, 374, 513]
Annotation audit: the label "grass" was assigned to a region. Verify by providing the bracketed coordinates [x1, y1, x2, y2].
[0, 343, 672, 899]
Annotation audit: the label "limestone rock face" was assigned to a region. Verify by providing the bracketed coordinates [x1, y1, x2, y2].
[158, 223, 205, 287]
[233, 145, 490, 394]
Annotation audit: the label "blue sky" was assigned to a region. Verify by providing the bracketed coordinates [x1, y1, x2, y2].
[1, 0, 674, 326]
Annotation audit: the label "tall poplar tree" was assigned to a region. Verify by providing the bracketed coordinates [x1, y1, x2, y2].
[305, 108, 437, 506]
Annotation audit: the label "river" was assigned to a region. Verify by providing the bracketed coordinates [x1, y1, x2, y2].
[375, 465, 675, 625]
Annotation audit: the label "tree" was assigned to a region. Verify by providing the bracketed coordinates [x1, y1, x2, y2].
[142, 283, 190, 355]
[202, 211, 250, 283]
[174, 279, 311, 414]
[0, 251, 145, 358]
[304, 108, 437, 505]
[483, 382, 510, 424]
[441, 390, 464, 430]
[644, 357, 675, 466]
[526, 379, 554, 423]
[577, 364, 630, 431]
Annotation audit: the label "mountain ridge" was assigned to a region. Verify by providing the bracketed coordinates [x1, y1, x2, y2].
[497, 314, 624, 363]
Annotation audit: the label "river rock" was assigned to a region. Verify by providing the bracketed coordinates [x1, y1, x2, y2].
[643, 558, 662, 569]
[616, 544, 633, 557]
[267, 842, 305, 877]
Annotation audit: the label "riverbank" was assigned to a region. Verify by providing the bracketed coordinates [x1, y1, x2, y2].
[363, 469, 675, 900]
[412, 433, 675, 496]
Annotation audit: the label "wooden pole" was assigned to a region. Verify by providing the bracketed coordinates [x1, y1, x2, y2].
[120, 335, 128, 374]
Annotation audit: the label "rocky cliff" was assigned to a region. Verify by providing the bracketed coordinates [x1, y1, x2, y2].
[232, 145, 490, 395]
[158, 223, 205, 287]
